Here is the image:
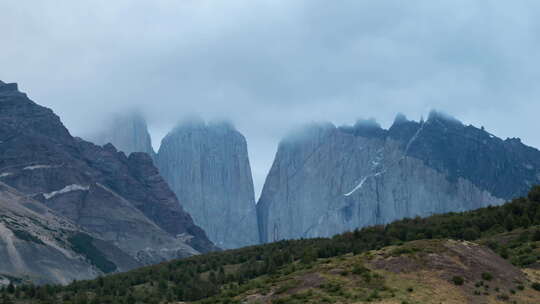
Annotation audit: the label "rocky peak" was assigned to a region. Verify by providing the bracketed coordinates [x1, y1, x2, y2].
[157, 119, 259, 249]
[392, 112, 409, 125]
[351, 118, 386, 138]
[426, 110, 463, 126]
[0, 81, 18, 94]
[88, 112, 155, 158]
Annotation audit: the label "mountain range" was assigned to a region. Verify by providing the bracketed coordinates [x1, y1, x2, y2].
[258, 112, 540, 242]
[92, 107, 540, 245]
[2, 79, 540, 286]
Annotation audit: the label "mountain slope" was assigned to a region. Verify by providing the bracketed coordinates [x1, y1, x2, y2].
[156, 119, 259, 249]
[0, 181, 139, 284]
[0, 81, 215, 267]
[257, 113, 540, 242]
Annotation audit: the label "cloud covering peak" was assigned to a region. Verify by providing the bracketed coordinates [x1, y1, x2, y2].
[1, 1, 539, 195]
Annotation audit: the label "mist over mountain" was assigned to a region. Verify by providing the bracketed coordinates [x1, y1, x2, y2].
[2, 1, 540, 197]
[89, 112, 155, 158]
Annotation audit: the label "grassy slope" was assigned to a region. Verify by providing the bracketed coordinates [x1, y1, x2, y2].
[197, 237, 540, 304]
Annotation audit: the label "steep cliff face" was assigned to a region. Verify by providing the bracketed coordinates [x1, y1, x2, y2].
[0, 81, 215, 268]
[88, 113, 155, 158]
[257, 112, 540, 243]
[157, 119, 259, 249]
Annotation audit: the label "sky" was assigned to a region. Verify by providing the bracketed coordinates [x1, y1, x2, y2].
[1, 1, 540, 197]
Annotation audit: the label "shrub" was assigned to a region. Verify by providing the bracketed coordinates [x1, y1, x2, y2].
[481, 272, 493, 281]
[352, 265, 369, 275]
[452, 276, 464, 286]
[532, 230, 540, 242]
[531, 282, 540, 291]
[528, 186, 540, 202]
[463, 228, 479, 241]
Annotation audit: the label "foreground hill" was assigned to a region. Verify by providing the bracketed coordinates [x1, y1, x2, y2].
[213, 239, 539, 304]
[0, 80, 215, 283]
[3, 187, 540, 303]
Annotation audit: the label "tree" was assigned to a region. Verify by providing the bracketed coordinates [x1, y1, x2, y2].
[528, 186, 540, 202]
[301, 247, 317, 265]
[1, 294, 13, 304]
[504, 215, 515, 231]
[463, 228, 479, 241]
[533, 230, 540, 242]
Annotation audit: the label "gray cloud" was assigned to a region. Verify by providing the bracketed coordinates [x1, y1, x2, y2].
[1, 0, 540, 196]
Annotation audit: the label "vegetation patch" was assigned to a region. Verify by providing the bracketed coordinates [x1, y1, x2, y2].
[68, 233, 117, 273]
[11, 229, 44, 245]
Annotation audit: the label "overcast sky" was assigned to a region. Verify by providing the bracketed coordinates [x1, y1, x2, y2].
[1, 1, 540, 197]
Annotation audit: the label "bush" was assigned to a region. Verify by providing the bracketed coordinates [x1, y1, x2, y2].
[352, 264, 369, 275]
[463, 228, 479, 241]
[451, 276, 464, 286]
[481, 272, 493, 281]
[532, 230, 540, 242]
[532, 282, 540, 291]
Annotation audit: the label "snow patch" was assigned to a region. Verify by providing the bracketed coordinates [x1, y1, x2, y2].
[344, 177, 368, 197]
[23, 165, 53, 170]
[0, 172, 13, 178]
[43, 184, 89, 200]
[404, 121, 425, 155]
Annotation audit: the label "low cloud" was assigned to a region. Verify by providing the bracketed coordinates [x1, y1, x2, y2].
[1, 0, 540, 195]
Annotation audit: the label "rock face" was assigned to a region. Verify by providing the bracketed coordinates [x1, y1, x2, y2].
[0, 81, 215, 275]
[88, 112, 155, 158]
[0, 181, 140, 284]
[257, 112, 540, 243]
[157, 119, 259, 249]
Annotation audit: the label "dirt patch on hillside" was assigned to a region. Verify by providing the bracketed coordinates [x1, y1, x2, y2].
[286, 272, 325, 295]
[371, 240, 525, 284]
[369, 240, 532, 303]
